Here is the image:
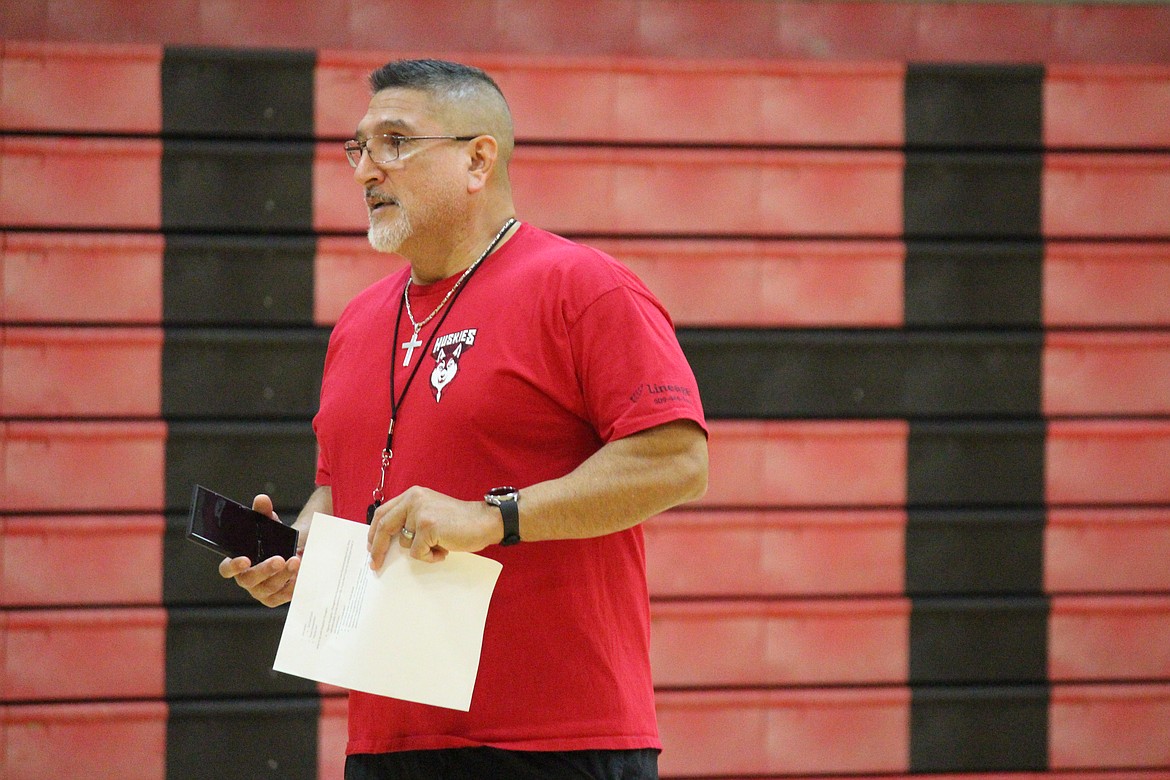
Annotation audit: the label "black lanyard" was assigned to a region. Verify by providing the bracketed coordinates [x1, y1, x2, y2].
[365, 221, 515, 523]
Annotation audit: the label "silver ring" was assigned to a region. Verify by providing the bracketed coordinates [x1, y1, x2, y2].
[400, 527, 415, 541]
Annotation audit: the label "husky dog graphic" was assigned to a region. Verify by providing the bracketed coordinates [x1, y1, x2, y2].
[431, 347, 459, 401]
[429, 328, 477, 401]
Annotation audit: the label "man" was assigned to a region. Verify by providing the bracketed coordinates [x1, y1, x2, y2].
[221, 59, 708, 779]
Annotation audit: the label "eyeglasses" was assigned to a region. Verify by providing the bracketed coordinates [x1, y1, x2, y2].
[343, 134, 479, 167]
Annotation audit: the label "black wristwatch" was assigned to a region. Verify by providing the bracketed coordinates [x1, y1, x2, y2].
[485, 486, 521, 546]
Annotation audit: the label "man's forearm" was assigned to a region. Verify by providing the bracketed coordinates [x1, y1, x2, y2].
[514, 419, 708, 543]
[292, 485, 332, 550]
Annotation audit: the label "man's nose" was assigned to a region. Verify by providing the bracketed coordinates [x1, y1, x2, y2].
[353, 149, 384, 186]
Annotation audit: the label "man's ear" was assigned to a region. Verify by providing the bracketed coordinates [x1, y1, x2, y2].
[466, 135, 498, 193]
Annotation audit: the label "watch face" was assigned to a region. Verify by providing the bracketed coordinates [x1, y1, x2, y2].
[486, 486, 518, 502]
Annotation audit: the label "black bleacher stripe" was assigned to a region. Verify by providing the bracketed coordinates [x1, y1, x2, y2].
[163, 235, 317, 325]
[905, 64, 1044, 150]
[167, 698, 321, 780]
[161, 140, 315, 232]
[163, 421, 318, 515]
[907, 420, 1046, 507]
[910, 685, 1048, 772]
[903, 152, 1043, 239]
[164, 512, 258, 606]
[160, 49, 316, 233]
[909, 597, 1050, 683]
[161, 48, 320, 777]
[903, 65, 1044, 241]
[904, 64, 1049, 771]
[162, 423, 319, 604]
[905, 509, 1045, 595]
[161, 328, 329, 418]
[166, 606, 316, 697]
[679, 329, 1041, 419]
[162, 47, 315, 139]
[904, 242, 1044, 328]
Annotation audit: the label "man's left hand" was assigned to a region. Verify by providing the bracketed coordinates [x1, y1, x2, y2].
[367, 485, 500, 568]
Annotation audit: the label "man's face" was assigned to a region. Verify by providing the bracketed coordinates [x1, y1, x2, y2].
[353, 88, 468, 254]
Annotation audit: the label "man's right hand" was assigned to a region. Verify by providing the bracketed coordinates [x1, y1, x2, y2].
[217, 493, 300, 607]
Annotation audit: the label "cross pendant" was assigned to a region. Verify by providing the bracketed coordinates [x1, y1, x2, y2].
[401, 327, 424, 367]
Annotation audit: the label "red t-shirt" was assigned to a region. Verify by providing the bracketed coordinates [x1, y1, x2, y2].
[313, 223, 707, 754]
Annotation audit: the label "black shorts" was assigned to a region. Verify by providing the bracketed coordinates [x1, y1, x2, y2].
[344, 746, 659, 779]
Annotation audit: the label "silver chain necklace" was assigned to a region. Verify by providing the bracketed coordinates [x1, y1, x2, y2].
[400, 217, 517, 367]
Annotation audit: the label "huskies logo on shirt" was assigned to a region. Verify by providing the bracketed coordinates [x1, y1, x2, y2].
[429, 328, 477, 401]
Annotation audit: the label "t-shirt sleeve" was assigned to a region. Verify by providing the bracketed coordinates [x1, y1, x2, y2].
[312, 330, 340, 490]
[314, 441, 331, 488]
[569, 281, 707, 443]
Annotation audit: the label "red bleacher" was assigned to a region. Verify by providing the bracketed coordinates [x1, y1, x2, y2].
[649, 596, 1170, 690]
[0, 42, 162, 134]
[317, 53, 908, 146]
[1045, 242, 1170, 327]
[313, 144, 909, 237]
[5, 1, 1170, 61]
[317, 236, 908, 327]
[9, 43, 1170, 143]
[9, 232, 1169, 330]
[0, 137, 162, 230]
[1, 608, 166, 701]
[1049, 596, 1170, 681]
[645, 509, 906, 598]
[651, 600, 909, 688]
[1044, 153, 1170, 238]
[314, 236, 408, 325]
[1, 702, 168, 780]
[10, 690, 1170, 780]
[0, 421, 166, 513]
[0, 232, 164, 324]
[7, 685, 1170, 779]
[7, 138, 1170, 239]
[1049, 684, 1170, 769]
[0, 515, 164, 606]
[1047, 421, 1170, 505]
[3, 30, 1170, 780]
[655, 688, 910, 776]
[8, 420, 1161, 514]
[703, 420, 908, 506]
[2, 327, 162, 417]
[1046, 508, 1170, 594]
[9, 599, 1092, 699]
[1045, 65, 1170, 149]
[6, 507, 1166, 605]
[0, 419, 1134, 509]
[1044, 332, 1170, 416]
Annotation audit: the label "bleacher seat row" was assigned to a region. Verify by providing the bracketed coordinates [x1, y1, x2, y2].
[3, 34, 1169, 780]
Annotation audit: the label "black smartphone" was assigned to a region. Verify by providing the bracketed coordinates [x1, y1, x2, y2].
[186, 485, 298, 561]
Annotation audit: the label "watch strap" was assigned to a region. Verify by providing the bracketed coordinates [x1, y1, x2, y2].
[486, 487, 521, 546]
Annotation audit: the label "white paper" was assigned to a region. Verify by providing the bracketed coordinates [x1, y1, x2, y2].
[273, 512, 503, 711]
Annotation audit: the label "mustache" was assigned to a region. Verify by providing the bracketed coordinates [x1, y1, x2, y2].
[365, 189, 399, 207]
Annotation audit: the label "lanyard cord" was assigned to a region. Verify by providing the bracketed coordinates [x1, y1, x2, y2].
[367, 218, 517, 522]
